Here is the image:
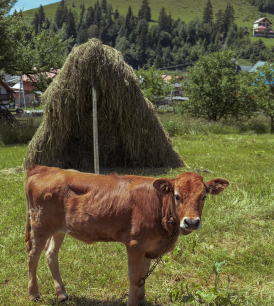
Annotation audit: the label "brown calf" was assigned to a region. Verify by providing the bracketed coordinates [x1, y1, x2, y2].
[25, 165, 229, 305]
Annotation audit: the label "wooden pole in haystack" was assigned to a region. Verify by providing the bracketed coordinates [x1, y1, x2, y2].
[92, 80, 99, 174]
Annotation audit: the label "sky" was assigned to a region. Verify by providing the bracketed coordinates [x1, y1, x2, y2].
[13, 0, 58, 12]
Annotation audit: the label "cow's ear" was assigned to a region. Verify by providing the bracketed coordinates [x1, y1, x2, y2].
[153, 179, 174, 195]
[205, 178, 229, 195]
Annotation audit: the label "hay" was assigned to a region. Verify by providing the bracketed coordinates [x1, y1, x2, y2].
[24, 39, 184, 170]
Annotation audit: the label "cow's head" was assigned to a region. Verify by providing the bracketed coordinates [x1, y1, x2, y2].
[153, 172, 229, 234]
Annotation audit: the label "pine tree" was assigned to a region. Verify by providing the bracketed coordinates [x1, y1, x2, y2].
[66, 9, 77, 40]
[223, 3, 235, 33]
[114, 9, 120, 20]
[37, 5, 45, 26]
[87, 6, 94, 28]
[94, 2, 102, 27]
[138, 0, 151, 22]
[79, 3, 86, 28]
[158, 7, 167, 32]
[125, 6, 134, 36]
[166, 13, 173, 33]
[215, 9, 224, 32]
[77, 23, 88, 44]
[101, 0, 107, 14]
[72, 3, 75, 8]
[55, 5, 63, 28]
[55, 0, 68, 29]
[107, 9, 113, 26]
[33, 12, 40, 33]
[136, 19, 149, 67]
[202, 0, 213, 25]
[44, 17, 51, 29]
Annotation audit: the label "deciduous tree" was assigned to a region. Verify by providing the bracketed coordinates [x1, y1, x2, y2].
[251, 63, 274, 132]
[183, 51, 256, 121]
[135, 66, 170, 105]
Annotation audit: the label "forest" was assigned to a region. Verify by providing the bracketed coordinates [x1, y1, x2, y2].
[28, 0, 274, 69]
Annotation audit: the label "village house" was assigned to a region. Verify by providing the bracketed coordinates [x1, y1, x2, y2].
[161, 75, 186, 97]
[253, 17, 274, 37]
[0, 79, 15, 107]
[4, 69, 59, 107]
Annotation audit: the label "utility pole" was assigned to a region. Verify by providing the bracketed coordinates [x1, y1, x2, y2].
[92, 80, 99, 174]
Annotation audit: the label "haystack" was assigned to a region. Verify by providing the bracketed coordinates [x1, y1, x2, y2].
[24, 39, 184, 170]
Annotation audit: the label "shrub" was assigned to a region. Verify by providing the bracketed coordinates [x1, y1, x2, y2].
[0, 118, 41, 145]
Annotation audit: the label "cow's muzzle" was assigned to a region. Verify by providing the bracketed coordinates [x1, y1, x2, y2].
[180, 217, 201, 231]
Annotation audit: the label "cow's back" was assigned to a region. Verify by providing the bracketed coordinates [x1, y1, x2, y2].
[25, 166, 163, 245]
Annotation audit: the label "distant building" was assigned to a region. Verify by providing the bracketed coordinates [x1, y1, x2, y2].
[253, 17, 274, 37]
[4, 69, 59, 107]
[0, 79, 15, 106]
[248, 61, 267, 72]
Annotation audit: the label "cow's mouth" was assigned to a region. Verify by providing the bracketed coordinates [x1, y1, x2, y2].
[179, 228, 193, 235]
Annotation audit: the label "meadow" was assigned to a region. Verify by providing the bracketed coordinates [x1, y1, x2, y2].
[0, 114, 274, 305]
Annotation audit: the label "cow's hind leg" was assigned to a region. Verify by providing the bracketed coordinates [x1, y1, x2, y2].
[45, 232, 68, 302]
[137, 257, 151, 305]
[28, 234, 48, 301]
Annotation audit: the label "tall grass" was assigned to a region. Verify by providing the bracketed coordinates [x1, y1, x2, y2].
[160, 113, 270, 136]
[0, 117, 41, 145]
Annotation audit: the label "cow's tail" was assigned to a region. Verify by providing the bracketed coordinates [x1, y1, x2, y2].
[25, 193, 31, 243]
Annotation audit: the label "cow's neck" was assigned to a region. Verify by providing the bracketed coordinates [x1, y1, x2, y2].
[161, 194, 180, 233]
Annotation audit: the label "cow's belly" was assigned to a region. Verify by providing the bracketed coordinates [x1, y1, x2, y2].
[67, 231, 116, 244]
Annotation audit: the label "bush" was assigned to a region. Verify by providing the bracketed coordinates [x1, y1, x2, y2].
[0, 118, 41, 145]
[159, 113, 270, 136]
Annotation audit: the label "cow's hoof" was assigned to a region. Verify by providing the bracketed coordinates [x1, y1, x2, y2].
[29, 293, 40, 301]
[57, 292, 68, 303]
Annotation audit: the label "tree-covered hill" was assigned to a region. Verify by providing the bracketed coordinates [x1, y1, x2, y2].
[23, 0, 274, 28]
[18, 0, 274, 70]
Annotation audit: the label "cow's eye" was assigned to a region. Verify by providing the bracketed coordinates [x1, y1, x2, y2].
[202, 196, 206, 201]
[175, 194, 180, 201]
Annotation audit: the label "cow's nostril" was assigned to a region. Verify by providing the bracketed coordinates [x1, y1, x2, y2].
[184, 218, 200, 228]
[193, 219, 200, 228]
[184, 219, 190, 226]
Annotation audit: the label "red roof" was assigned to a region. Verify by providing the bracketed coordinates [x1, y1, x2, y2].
[162, 75, 183, 82]
[257, 26, 267, 29]
[162, 75, 172, 81]
[22, 68, 60, 83]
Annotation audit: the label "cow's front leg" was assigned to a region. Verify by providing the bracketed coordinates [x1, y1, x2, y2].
[126, 245, 146, 306]
[137, 257, 151, 305]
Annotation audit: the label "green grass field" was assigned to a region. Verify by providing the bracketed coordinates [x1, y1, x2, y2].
[0, 114, 274, 305]
[249, 36, 274, 48]
[23, 0, 274, 30]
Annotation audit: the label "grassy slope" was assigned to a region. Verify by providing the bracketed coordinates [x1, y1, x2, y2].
[23, 0, 274, 29]
[0, 123, 274, 305]
[22, 0, 274, 49]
